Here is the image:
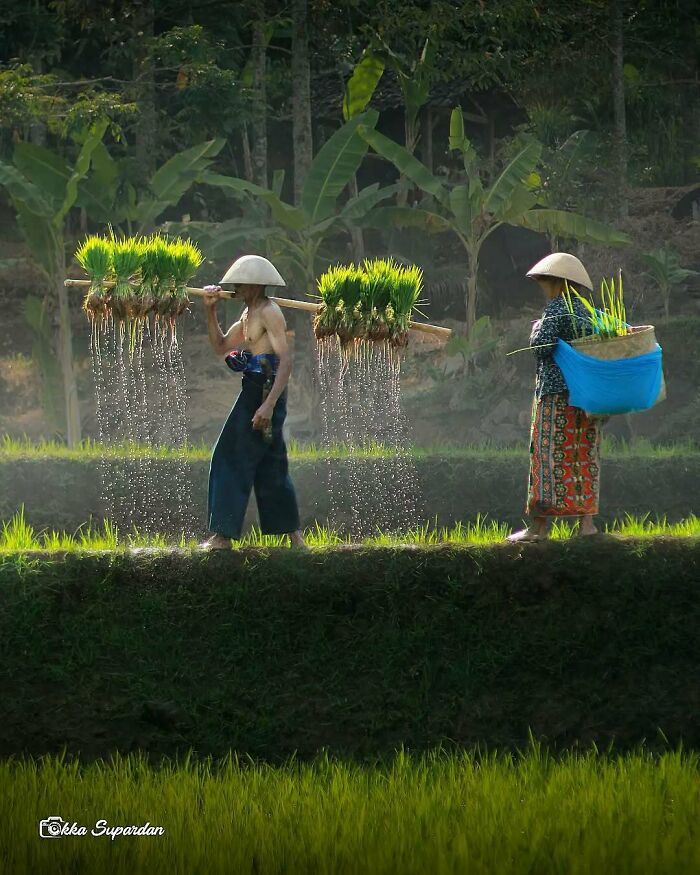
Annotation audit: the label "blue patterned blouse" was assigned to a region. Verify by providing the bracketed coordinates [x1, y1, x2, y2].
[530, 295, 594, 399]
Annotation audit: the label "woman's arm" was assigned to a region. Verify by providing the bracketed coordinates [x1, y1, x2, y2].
[529, 300, 564, 356]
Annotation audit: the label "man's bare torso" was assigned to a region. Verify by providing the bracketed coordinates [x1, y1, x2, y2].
[239, 298, 284, 356]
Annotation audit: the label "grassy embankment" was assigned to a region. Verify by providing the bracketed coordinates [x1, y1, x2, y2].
[1, 745, 698, 875]
[1, 539, 698, 763]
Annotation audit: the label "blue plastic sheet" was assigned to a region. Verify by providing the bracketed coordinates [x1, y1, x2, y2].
[553, 338, 663, 414]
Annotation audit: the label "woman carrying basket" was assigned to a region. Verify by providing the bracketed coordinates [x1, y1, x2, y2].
[508, 253, 605, 543]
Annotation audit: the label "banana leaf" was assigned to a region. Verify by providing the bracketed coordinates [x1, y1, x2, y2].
[15, 205, 60, 277]
[360, 206, 452, 234]
[13, 143, 71, 210]
[449, 185, 473, 233]
[75, 142, 122, 222]
[201, 172, 307, 231]
[449, 108, 479, 171]
[301, 111, 378, 225]
[343, 53, 384, 120]
[516, 209, 631, 246]
[484, 140, 542, 219]
[340, 182, 400, 220]
[136, 139, 225, 229]
[55, 119, 109, 227]
[360, 125, 449, 208]
[0, 161, 53, 217]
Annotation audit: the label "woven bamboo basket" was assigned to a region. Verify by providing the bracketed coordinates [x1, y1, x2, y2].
[571, 325, 666, 404]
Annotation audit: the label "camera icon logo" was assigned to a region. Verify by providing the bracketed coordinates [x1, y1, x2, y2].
[39, 816, 64, 839]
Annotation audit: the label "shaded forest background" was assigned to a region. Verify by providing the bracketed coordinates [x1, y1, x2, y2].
[0, 0, 699, 446]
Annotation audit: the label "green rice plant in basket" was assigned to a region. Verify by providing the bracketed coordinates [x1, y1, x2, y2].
[563, 274, 629, 341]
[75, 235, 112, 320]
[109, 236, 144, 321]
[169, 238, 203, 318]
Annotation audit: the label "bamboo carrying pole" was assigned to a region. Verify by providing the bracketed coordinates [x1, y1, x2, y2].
[64, 279, 453, 340]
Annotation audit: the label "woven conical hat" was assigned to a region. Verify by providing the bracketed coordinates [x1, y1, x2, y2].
[220, 255, 286, 286]
[526, 252, 593, 291]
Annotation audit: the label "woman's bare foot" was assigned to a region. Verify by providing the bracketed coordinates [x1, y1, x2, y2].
[199, 533, 232, 550]
[578, 517, 599, 536]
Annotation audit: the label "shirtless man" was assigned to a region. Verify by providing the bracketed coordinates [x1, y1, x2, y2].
[200, 254, 305, 549]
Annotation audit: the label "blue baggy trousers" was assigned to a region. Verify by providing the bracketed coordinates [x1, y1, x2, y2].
[207, 373, 300, 539]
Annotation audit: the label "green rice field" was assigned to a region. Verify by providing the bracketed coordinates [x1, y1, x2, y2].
[1, 434, 698, 461]
[1, 507, 699, 553]
[2, 745, 698, 875]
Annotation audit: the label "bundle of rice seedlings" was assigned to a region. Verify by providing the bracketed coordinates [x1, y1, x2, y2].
[75, 235, 112, 320]
[388, 263, 423, 347]
[337, 266, 364, 343]
[110, 235, 144, 321]
[314, 265, 346, 339]
[169, 238, 203, 317]
[314, 259, 424, 347]
[135, 234, 163, 318]
[315, 264, 364, 342]
[361, 258, 395, 341]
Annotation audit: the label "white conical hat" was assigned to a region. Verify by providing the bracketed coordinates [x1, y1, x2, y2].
[220, 254, 286, 286]
[526, 252, 593, 291]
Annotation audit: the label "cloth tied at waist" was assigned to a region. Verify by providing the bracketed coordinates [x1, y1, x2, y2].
[224, 350, 279, 379]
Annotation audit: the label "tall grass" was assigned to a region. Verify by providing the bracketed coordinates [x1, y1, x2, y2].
[1, 435, 697, 462]
[0, 744, 698, 875]
[1, 508, 698, 553]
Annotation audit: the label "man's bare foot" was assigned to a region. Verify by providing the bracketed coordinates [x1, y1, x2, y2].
[199, 533, 232, 550]
[507, 528, 542, 543]
[289, 530, 309, 550]
[577, 520, 600, 536]
[507, 516, 549, 543]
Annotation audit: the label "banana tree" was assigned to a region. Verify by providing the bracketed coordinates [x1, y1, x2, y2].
[641, 246, 699, 321]
[76, 138, 226, 234]
[176, 112, 397, 292]
[343, 52, 386, 260]
[0, 120, 108, 445]
[359, 108, 631, 333]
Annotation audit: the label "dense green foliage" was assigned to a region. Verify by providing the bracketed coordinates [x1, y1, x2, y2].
[1, 540, 698, 764]
[2, 746, 699, 874]
[1, 0, 698, 446]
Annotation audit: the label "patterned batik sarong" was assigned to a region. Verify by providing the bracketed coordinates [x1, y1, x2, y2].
[527, 393, 601, 517]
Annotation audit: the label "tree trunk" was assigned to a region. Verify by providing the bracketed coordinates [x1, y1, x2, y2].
[133, 0, 157, 189]
[291, 0, 313, 206]
[466, 268, 478, 335]
[28, 56, 47, 147]
[397, 110, 421, 207]
[251, 1, 268, 188]
[611, 0, 628, 219]
[55, 246, 81, 446]
[241, 123, 254, 182]
[464, 241, 479, 335]
[421, 105, 433, 173]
